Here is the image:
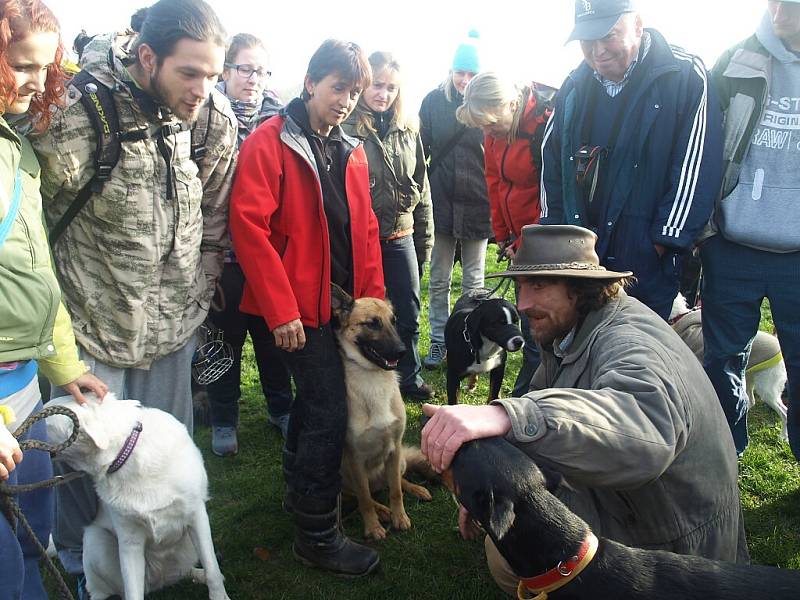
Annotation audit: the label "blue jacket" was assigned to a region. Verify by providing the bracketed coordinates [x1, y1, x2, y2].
[540, 29, 722, 316]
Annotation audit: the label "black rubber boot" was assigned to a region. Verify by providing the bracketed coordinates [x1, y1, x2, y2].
[290, 493, 380, 578]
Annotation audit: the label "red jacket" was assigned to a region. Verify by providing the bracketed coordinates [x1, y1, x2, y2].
[484, 87, 549, 249]
[230, 114, 384, 330]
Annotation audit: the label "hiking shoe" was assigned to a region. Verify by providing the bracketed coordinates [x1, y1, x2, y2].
[211, 426, 238, 457]
[423, 343, 446, 369]
[401, 382, 435, 401]
[268, 414, 290, 439]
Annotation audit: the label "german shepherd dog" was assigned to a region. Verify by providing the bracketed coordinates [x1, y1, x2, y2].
[330, 285, 433, 540]
[444, 289, 525, 405]
[445, 435, 800, 599]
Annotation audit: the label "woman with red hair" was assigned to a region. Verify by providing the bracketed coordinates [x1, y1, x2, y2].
[0, 2, 106, 598]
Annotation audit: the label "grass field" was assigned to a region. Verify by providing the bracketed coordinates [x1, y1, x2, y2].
[51, 248, 800, 599]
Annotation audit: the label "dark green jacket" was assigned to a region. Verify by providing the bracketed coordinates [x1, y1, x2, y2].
[343, 110, 433, 266]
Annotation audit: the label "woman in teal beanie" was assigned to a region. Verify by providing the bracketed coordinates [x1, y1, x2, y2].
[419, 30, 492, 369]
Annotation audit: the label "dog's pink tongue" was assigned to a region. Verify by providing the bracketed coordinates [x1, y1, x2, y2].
[387, 360, 398, 368]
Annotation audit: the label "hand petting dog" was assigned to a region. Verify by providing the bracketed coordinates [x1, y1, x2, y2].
[62, 372, 108, 405]
[420, 403, 511, 473]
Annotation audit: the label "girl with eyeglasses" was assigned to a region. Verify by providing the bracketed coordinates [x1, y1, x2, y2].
[206, 33, 290, 457]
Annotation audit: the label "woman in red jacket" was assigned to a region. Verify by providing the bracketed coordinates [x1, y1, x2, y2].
[457, 71, 554, 396]
[230, 39, 382, 578]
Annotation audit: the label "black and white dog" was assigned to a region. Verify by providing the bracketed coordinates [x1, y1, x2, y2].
[444, 289, 525, 405]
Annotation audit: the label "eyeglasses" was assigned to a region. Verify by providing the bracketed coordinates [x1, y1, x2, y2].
[225, 63, 272, 80]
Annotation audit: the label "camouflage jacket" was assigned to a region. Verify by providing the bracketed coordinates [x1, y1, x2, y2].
[32, 33, 237, 369]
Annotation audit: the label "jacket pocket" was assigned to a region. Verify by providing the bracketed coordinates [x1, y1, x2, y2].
[719, 175, 800, 252]
[723, 94, 755, 161]
[174, 161, 204, 236]
[0, 263, 59, 361]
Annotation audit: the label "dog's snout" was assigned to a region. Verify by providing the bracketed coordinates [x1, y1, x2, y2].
[507, 336, 525, 352]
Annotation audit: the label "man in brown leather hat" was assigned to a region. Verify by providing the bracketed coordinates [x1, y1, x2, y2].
[421, 224, 747, 596]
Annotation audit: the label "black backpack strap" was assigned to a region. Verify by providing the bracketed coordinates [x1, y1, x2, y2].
[49, 72, 123, 245]
[191, 93, 213, 164]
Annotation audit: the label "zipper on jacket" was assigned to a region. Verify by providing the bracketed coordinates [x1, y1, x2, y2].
[499, 144, 518, 237]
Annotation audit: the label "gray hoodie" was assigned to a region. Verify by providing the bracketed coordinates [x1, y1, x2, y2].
[719, 11, 800, 252]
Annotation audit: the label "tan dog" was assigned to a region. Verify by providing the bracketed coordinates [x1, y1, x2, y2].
[330, 285, 433, 540]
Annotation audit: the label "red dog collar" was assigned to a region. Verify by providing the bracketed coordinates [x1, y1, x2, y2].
[517, 531, 599, 600]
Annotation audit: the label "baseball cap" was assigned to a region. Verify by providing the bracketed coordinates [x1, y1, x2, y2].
[567, 0, 637, 43]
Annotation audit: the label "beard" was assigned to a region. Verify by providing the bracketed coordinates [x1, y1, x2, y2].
[149, 69, 200, 123]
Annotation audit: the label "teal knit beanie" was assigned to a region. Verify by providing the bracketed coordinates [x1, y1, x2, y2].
[452, 30, 481, 73]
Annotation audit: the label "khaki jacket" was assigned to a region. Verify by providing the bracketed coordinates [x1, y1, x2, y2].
[32, 33, 237, 368]
[494, 292, 748, 562]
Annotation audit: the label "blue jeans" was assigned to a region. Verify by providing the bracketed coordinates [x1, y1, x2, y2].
[700, 235, 800, 459]
[0, 399, 52, 600]
[382, 236, 424, 389]
[428, 233, 488, 344]
[207, 262, 293, 427]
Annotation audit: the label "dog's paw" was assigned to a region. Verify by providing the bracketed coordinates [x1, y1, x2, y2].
[391, 510, 412, 531]
[466, 374, 479, 392]
[365, 521, 388, 540]
[372, 501, 392, 522]
[406, 483, 432, 502]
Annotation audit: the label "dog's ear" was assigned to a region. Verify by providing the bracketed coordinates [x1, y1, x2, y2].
[77, 403, 111, 451]
[487, 490, 516, 541]
[330, 284, 354, 320]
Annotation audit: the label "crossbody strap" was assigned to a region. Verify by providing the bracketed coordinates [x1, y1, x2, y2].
[0, 169, 22, 250]
[428, 125, 468, 175]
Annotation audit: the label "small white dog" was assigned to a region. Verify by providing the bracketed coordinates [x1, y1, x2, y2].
[670, 294, 788, 441]
[46, 393, 230, 600]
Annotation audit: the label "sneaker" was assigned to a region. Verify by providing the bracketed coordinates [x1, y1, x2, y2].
[268, 414, 290, 439]
[423, 342, 446, 369]
[400, 382, 435, 401]
[211, 426, 238, 457]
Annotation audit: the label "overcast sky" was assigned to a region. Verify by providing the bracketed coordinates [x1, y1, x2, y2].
[48, 0, 768, 111]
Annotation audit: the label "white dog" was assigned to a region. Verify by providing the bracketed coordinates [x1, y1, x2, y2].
[670, 294, 788, 441]
[46, 393, 230, 600]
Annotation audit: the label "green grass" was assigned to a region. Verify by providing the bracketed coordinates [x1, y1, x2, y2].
[49, 247, 800, 598]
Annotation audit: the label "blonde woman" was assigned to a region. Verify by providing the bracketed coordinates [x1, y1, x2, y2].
[457, 71, 555, 395]
[419, 31, 491, 368]
[342, 51, 433, 399]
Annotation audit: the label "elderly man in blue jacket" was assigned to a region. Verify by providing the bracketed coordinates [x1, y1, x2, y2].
[540, 0, 723, 320]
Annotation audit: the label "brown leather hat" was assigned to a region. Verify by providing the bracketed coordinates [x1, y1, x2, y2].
[487, 224, 633, 280]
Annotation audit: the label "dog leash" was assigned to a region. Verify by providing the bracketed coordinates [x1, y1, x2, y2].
[487, 276, 514, 301]
[0, 405, 84, 600]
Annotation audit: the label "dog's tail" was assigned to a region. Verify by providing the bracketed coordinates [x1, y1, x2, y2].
[402, 445, 439, 481]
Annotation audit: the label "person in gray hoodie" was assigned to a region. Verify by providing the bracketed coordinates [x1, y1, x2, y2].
[701, 0, 800, 460]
